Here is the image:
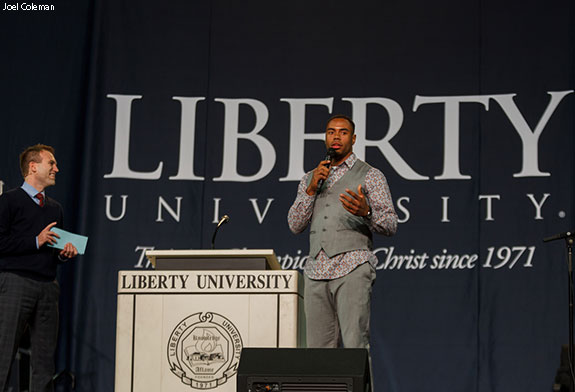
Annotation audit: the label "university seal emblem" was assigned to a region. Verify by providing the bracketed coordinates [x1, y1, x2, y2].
[167, 312, 243, 389]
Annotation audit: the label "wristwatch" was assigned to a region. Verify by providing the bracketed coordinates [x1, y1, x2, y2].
[365, 207, 372, 220]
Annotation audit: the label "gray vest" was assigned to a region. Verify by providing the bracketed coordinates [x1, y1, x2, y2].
[309, 159, 373, 258]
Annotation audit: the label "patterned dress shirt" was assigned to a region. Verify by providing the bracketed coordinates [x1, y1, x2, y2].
[288, 153, 398, 280]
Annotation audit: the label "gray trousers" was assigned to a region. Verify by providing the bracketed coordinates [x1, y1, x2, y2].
[0, 272, 59, 392]
[304, 262, 376, 348]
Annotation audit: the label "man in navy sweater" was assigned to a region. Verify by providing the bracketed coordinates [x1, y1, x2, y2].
[0, 144, 78, 392]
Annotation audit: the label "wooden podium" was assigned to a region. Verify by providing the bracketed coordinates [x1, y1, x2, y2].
[114, 250, 304, 392]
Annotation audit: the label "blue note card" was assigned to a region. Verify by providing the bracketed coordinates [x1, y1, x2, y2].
[47, 228, 88, 255]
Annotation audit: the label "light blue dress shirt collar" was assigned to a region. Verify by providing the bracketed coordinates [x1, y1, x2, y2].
[21, 181, 44, 205]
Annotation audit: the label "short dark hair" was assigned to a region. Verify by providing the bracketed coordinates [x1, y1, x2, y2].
[19, 144, 55, 178]
[326, 114, 355, 133]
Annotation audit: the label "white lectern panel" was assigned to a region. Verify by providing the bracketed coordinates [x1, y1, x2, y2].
[134, 295, 163, 391]
[115, 270, 303, 392]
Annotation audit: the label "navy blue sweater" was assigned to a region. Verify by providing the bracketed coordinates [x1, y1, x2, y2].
[0, 188, 64, 281]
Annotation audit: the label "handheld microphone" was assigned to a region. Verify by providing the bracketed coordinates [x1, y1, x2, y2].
[211, 215, 230, 249]
[543, 231, 574, 243]
[316, 148, 335, 194]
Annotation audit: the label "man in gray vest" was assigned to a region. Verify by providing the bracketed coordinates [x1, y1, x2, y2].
[288, 114, 398, 354]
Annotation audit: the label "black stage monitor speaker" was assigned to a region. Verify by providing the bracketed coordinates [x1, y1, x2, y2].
[237, 348, 370, 392]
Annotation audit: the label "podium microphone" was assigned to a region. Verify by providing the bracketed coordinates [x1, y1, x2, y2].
[211, 215, 230, 249]
[316, 147, 336, 194]
[543, 231, 574, 243]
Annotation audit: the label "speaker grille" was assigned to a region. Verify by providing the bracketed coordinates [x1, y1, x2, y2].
[238, 348, 370, 392]
[281, 383, 349, 391]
